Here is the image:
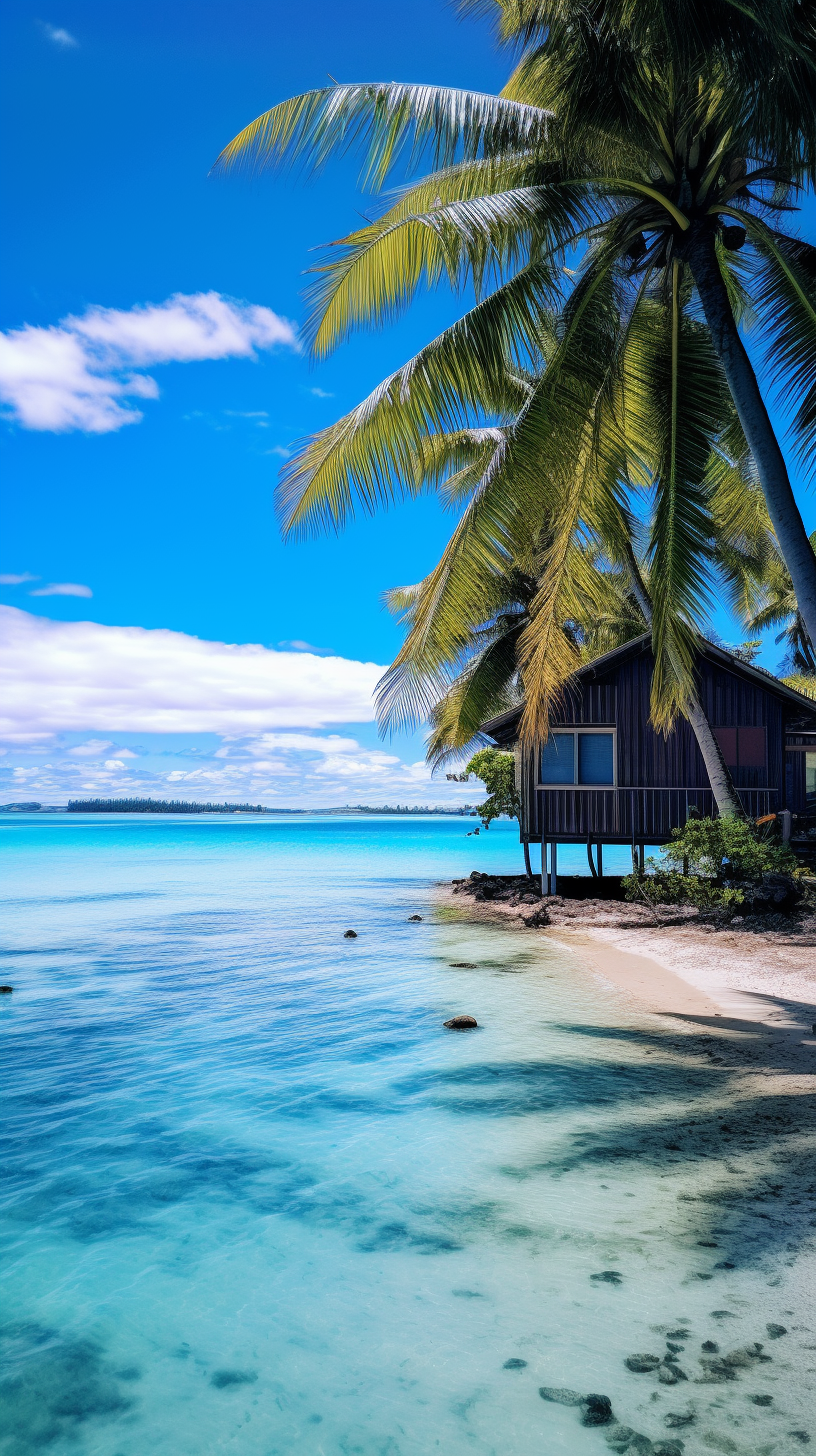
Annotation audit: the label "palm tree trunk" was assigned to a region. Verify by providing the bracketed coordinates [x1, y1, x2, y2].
[684, 222, 816, 649]
[622, 540, 744, 819]
[685, 696, 743, 819]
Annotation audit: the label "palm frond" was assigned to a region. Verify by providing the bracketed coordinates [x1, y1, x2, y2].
[213, 82, 553, 189]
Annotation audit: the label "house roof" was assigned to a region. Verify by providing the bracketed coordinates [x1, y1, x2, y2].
[480, 632, 816, 742]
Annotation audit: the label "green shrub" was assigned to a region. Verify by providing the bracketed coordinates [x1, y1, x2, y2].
[622, 815, 801, 912]
[465, 748, 520, 828]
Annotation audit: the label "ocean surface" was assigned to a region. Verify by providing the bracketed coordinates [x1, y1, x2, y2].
[1, 813, 812, 1456]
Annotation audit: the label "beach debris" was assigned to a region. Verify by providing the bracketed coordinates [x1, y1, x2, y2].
[766, 1323, 787, 1339]
[503, 1358, 527, 1370]
[343, 930, 357, 938]
[407, 915, 423, 921]
[0, 985, 12, 993]
[625, 1354, 662, 1372]
[591, 1270, 623, 1285]
[443, 1014, 478, 1030]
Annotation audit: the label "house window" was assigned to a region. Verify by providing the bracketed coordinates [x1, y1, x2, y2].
[713, 725, 766, 769]
[807, 751, 816, 807]
[540, 730, 615, 787]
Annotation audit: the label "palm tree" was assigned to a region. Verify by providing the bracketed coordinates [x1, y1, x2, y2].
[215, 1, 816, 657]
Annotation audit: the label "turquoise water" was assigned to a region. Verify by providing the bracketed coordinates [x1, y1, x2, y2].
[1, 814, 812, 1456]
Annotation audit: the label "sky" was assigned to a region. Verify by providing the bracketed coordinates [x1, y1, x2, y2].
[1, 1, 814, 807]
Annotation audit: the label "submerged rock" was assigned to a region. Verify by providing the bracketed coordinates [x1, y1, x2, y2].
[701, 1341, 719, 1353]
[407, 915, 423, 922]
[0, 985, 12, 993]
[343, 929, 357, 938]
[665, 1413, 695, 1428]
[443, 1014, 478, 1030]
[449, 962, 477, 969]
[625, 1354, 662, 1373]
[503, 1357, 527, 1370]
[581, 1394, 614, 1426]
[539, 1387, 584, 1406]
[210, 1370, 258, 1389]
[766, 1323, 787, 1339]
[591, 1270, 623, 1285]
[751, 1394, 773, 1406]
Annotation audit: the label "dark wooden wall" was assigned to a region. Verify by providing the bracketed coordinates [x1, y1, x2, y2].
[521, 648, 804, 844]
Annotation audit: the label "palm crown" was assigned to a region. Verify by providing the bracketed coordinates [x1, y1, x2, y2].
[215, 0, 816, 743]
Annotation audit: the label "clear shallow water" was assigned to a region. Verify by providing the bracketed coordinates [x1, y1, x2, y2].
[1, 814, 813, 1456]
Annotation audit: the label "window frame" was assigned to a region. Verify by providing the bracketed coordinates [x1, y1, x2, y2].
[537, 727, 617, 789]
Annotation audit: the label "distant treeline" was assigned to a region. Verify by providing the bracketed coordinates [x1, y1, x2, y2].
[67, 798, 267, 814]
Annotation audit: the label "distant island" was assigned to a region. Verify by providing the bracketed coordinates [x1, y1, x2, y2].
[61, 798, 478, 816]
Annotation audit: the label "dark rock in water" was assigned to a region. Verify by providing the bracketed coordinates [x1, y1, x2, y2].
[605, 1424, 640, 1452]
[665, 1413, 695, 1428]
[710, 1310, 736, 1320]
[625, 1354, 662, 1372]
[0, 985, 12, 993]
[443, 1014, 478, 1030]
[701, 1341, 719, 1353]
[581, 1394, 614, 1426]
[343, 930, 357, 938]
[210, 1370, 258, 1389]
[766, 1323, 787, 1339]
[666, 1330, 690, 1340]
[539, 1387, 584, 1406]
[591, 1270, 623, 1285]
[407, 915, 423, 922]
[751, 1394, 773, 1406]
[714, 1261, 736, 1269]
[503, 1357, 527, 1370]
[654, 1443, 686, 1456]
[666, 1343, 684, 1354]
[697, 1240, 718, 1247]
[658, 1367, 679, 1385]
[788, 1432, 811, 1445]
[449, 963, 477, 969]
[719, 1343, 766, 1369]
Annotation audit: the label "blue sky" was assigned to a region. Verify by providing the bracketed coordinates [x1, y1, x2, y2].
[1, 1, 814, 806]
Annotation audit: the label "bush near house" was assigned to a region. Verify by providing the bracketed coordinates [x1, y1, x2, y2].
[622, 816, 805, 914]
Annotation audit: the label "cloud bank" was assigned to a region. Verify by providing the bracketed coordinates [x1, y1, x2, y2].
[0, 292, 297, 433]
[0, 607, 385, 740]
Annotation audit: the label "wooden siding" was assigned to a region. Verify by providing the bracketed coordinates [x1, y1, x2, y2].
[519, 648, 812, 844]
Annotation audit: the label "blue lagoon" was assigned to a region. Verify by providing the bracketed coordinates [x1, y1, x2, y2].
[0, 814, 812, 1454]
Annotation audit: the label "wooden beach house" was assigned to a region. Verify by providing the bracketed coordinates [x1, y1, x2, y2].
[480, 634, 816, 891]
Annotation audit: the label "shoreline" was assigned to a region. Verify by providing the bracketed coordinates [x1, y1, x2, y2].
[435, 880, 816, 1067]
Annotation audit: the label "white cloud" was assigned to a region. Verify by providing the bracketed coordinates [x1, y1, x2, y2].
[29, 582, 92, 598]
[0, 573, 39, 585]
[0, 292, 297, 434]
[40, 22, 78, 47]
[309, 387, 334, 399]
[67, 739, 113, 757]
[265, 445, 291, 458]
[0, 606, 385, 739]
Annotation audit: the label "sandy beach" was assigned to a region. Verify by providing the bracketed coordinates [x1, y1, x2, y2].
[438, 878, 816, 1033]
